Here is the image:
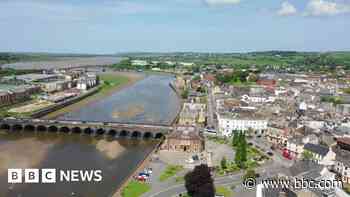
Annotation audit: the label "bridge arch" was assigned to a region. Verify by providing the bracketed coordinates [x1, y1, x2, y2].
[37, 125, 47, 132]
[155, 133, 164, 139]
[96, 128, 106, 135]
[119, 130, 129, 137]
[84, 128, 94, 135]
[72, 127, 82, 134]
[24, 125, 35, 132]
[59, 126, 70, 133]
[0, 124, 10, 130]
[143, 132, 153, 139]
[131, 131, 142, 138]
[48, 125, 58, 132]
[12, 124, 23, 131]
[108, 129, 118, 137]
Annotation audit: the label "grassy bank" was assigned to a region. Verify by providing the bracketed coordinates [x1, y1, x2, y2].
[159, 165, 184, 182]
[121, 180, 151, 197]
[43, 72, 143, 119]
[99, 73, 130, 94]
[180, 186, 233, 197]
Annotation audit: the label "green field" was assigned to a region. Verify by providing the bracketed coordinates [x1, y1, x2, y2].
[216, 186, 233, 197]
[179, 186, 233, 197]
[159, 165, 184, 182]
[121, 180, 151, 197]
[99, 73, 130, 94]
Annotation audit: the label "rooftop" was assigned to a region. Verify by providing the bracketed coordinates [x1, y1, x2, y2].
[168, 126, 203, 141]
[303, 143, 329, 157]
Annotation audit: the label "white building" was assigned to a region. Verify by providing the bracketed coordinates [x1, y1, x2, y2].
[77, 78, 96, 90]
[131, 60, 148, 66]
[40, 80, 72, 93]
[217, 112, 268, 137]
[76, 73, 97, 91]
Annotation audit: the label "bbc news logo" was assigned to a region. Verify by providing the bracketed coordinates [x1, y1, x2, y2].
[8, 169, 103, 183]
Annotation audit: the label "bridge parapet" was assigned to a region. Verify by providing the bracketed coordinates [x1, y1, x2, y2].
[0, 118, 172, 139]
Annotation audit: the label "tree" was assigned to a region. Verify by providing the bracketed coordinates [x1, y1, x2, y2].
[185, 164, 215, 197]
[221, 157, 227, 170]
[240, 133, 248, 163]
[231, 131, 240, 147]
[302, 150, 314, 160]
[235, 132, 248, 169]
[181, 89, 189, 99]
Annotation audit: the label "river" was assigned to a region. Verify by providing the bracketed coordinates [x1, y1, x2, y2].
[0, 74, 180, 197]
[58, 74, 181, 124]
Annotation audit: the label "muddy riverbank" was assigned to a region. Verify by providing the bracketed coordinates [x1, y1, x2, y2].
[43, 71, 145, 119]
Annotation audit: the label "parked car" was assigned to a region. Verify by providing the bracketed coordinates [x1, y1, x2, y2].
[136, 175, 147, 181]
[282, 149, 292, 160]
[138, 172, 150, 177]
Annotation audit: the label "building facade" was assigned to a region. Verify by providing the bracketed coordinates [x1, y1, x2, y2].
[161, 126, 205, 153]
[217, 113, 268, 137]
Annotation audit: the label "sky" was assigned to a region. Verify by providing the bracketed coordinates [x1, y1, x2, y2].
[0, 0, 350, 54]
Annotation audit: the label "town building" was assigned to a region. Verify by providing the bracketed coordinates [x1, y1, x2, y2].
[333, 137, 350, 184]
[161, 126, 204, 153]
[77, 74, 97, 91]
[217, 110, 268, 137]
[178, 103, 206, 126]
[303, 143, 335, 165]
[265, 127, 289, 148]
[39, 80, 72, 93]
[0, 85, 40, 107]
[286, 137, 305, 159]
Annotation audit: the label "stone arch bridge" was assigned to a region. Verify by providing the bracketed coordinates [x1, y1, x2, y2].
[0, 118, 172, 139]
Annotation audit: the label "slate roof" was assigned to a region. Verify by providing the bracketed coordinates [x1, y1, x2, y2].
[303, 143, 329, 157]
[287, 160, 323, 177]
[334, 147, 350, 166]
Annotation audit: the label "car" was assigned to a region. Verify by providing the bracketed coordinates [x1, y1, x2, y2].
[138, 172, 150, 177]
[136, 175, 147, 181]
[282, 149, 292, 160]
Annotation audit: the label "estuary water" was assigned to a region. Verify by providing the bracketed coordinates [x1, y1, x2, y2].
[0, 74, 180, 197]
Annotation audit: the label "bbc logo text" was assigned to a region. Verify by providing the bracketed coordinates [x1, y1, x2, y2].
[8, 169, 103, 183]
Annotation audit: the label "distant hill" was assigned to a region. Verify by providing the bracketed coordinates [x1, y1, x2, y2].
[0, 52, 115, 66]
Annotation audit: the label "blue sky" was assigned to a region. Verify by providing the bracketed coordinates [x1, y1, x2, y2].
[0, 0, 350, 54]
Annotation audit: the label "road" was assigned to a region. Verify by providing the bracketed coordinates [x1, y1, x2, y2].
[206, 86, 216, 129]
[248, 136, 293, 168]
[144, 161, 287, 197]
[147, 174, 244, 197]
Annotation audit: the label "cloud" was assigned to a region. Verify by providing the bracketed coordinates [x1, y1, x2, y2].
[204, 0, 241, 6]
[305, 0, 350, 16]
[277, 1, 297, 16]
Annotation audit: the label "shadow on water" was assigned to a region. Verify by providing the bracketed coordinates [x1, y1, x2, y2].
[0, 130, 158, 197]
